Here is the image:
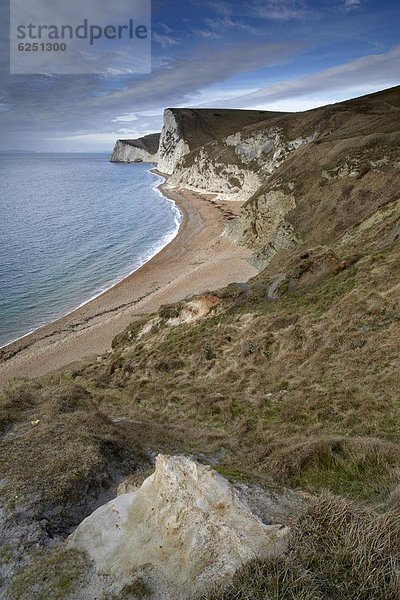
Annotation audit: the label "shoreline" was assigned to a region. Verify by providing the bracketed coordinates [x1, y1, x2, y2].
[0, 168, 182, 352]
[0, 174, 258, 387]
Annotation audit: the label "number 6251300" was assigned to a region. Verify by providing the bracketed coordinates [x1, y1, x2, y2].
[17, 42, 67, 51]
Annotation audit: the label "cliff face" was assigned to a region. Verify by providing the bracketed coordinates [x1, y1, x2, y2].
[110, 133, 160, 163]
[158, 87, 400, 269]
[226, 87, 400, 267]
[3, 88, 400, 600]
[111, 89, 400, 271]
[157, 107, 286, 175]
[157, 109, 190, 174]
[166, 124, 315, 201]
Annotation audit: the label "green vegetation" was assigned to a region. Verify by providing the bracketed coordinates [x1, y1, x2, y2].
[9, 548, 87, 600]
[0, 380, 146, 530]
[3, 219, 399, 598]
[206, 494, 400, 600]
[2, 86, 400, 598]
[67, 234, 400, 508]
[120, 579, 150, 599]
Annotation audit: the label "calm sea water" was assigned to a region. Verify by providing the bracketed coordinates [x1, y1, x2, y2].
[0, 153, 181, 347]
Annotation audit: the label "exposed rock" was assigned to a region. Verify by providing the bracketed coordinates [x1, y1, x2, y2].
[222, 88, 400, 265]
[226, 187, 298, 269]
[158, 109, 191, 175]
[110, 133, 160, 163]
[68, 455, 288, 599]
[165, 295, 221, 326]
[157, 108, 284, 175]
[0, 381, 149, 597]
[155, 88, 400, 268]
[232, 480, 307, 525]
[164, 123, 313, 201]
[167, 143, 264, 201]
[265, 273, 287, 301]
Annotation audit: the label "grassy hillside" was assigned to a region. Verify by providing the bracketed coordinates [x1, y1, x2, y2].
[227, 86, 400, 267]
[1, 88, 400, 598]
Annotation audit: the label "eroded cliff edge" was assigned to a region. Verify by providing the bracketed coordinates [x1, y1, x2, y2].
[111, 89, 400, 272]
[110, 133, 160, 163]
[157, 87, 400, 269]
[157, 107, 284, 174]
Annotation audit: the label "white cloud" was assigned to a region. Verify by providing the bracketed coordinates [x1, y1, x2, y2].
[195, 28, 222, 39]
[200, 15, 259, 36]
[152, 32, 181, 48]
[47, 130, 145, 151]
[49, 132, 130, 142]
[215, 46, 400, 109]
[253, 0, 309, 21]
[189, 86, 260, 105]
[344, 0, 362, 11]
[192, 0, 309, 22]
[86, 40, 299, 114]
[191, 0, 309, 40]
[112, 114, 139, 123]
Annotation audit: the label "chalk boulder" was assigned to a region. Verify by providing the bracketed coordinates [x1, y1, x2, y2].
[69, 455, 288, 598]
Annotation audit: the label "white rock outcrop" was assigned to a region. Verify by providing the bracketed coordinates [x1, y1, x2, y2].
[110, 134, 160, 163]
[110, 140, 157, 163]
[157, 108, 270, 177]
[68, 455, 288, 599]
[165, 126, 316, 202]
[158, 109, 190, 175]
[166, 144, 263, 202]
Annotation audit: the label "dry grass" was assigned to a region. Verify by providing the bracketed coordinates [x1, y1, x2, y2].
[8, 548, 87, 600]
[0, 380, 147, 534]
[73, 233, 400, 505]
[271, 435, 400, 501]
[206, 494, 400, 600]
[3, 88, 400, 598]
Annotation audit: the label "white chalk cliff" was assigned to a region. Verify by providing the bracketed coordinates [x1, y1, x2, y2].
[164, 125, 316, 202]
[69, 455, 288, 599]
[153, 107, 321, 268]
[157, 107, 277, 177]
[110, 133, 160, 163]
[158, 109, 190, 175]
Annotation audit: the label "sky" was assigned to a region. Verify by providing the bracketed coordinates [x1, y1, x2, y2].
[0, 0, 399, 152]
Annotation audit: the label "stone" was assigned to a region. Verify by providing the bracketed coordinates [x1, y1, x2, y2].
[68, 455, 288, 599]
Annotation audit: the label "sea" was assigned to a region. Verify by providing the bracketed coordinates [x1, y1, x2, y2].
[0, 152, 181, 348]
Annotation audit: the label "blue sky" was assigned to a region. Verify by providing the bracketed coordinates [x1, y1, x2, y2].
[0, 0, 399, 151]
